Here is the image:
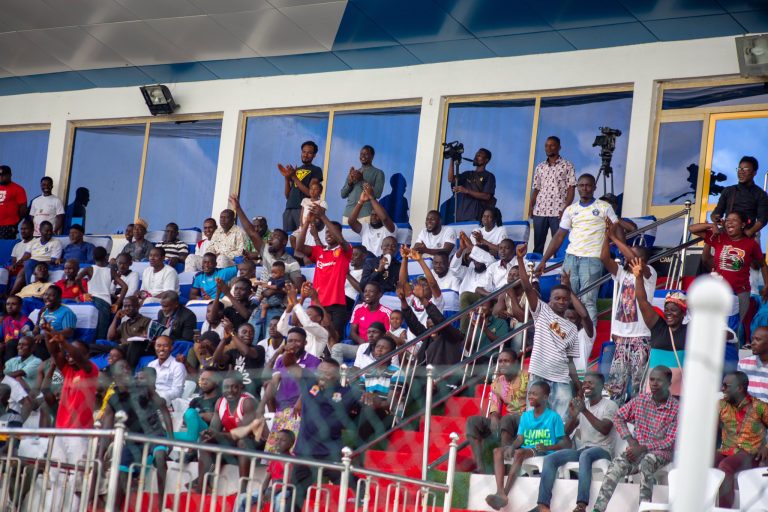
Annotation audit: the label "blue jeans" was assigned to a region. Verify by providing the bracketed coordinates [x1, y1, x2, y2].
[527, 375, 572, 422]
[537, 446, 611, 506]
[532, 216, 560, 255]
[563, 254, 603, 327]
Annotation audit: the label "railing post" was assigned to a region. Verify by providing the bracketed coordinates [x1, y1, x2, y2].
[105, 410, 128, 512]
[442, 433, 459, 512]
[421, 365, 434, 481]
[677, 200, 692, 288]
[340, 364, 348, 388]
[338, 447, 353, 512]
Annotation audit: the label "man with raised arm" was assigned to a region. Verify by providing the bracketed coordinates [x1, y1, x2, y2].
[340, 145, 385, 224]
[348, 182, 396, 257]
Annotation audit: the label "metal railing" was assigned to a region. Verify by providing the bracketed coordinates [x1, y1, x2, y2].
[0, 413, 460, 512]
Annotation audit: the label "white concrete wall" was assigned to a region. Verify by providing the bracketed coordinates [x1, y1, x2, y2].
[0, 36, 741, 234]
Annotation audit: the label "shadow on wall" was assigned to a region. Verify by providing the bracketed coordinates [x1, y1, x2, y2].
[66, 187, 90, 231]
[379, 173, 410, 223]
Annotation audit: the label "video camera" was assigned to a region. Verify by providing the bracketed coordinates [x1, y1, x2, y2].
[442, 141, 464, 161]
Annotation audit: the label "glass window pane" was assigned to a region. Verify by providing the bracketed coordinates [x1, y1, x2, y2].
[239, 113, 329, 229]
[139, 120, 222, 230]
[326, 107, 421, 223]
[534, 92, 633, 208]
[0, 129, 50, 200]
[662, 83, 768, 110]
[439, 100, 535, 222]
[651, 121, 703, 206]
[710, 117, 768, 204]
[68, 125, 145, 234]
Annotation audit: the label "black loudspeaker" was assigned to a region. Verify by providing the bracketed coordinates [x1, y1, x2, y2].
[736, 35, 768, 78]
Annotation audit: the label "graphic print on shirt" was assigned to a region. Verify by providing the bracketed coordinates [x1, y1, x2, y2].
[523, 428, 552, 446]
[295, 169, 312, 182]
[719, 245, 745, 272]
[615, 275, 638, 323]
[549, 320, 567, 339]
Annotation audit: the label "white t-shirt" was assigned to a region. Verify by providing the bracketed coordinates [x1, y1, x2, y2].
[434, 270, 461, 294]
[140, 265, 180, 296]
[11, 239, 33, 261]
[361, 223, 396, 257]
[345, 267, 363, 300]
[29, 194, 64, 236]
[300, 198, 329, 224]
[575, 328, 596, 372]
[111, 270, 140, 298]
[415, 226, 456, 252]
[25, 238, 63, 262]
[611, 266, 657, 338]
[560, 199, 617, 258]
[471, 225, 508, 246]
[450, 254, 489, 295]
[575, 397, 619, 453]
[482, 259, 515, 293]
[528, 301, 579, 383]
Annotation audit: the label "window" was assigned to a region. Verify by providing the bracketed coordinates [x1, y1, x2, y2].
[0, 128, 50, 201]
[439, 100, 535, 222]
[139, 120, 222, 229]
[662, 83, 768, 110]
[326, 107, 421, 222]
[651, 121, 703, 206]
[67, 119, 222, 234]
[239, 113, 329, 228]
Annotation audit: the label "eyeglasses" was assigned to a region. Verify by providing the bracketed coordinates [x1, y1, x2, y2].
[737, 167, 753, 172]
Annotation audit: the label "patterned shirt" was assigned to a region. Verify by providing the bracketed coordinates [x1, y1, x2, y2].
[488, 371, 528, 416]
[718, 395, 768, 456]
[532, 156, 576, 217]
[155, 239, 189, 262]
[209, 225, 246, 260]
[614, 393, 679, 463]
[738, 356, 768, 403]
[560, 199, 618, 258]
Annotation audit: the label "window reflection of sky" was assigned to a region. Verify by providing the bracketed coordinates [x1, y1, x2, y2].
[139, 120, 222, 230]
[0, 130, 49, 201]
[711, 117, 768, 194]
[239, 113, 329, 228]
[652, 121, 703, 206]
[68, 125, 145, 234]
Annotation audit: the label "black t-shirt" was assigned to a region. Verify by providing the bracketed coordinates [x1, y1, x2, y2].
[455, 170, 496, 222]
[108, 389, 167, 436]
[286, 164, 323, 209]
[650, 320, 687, 351]
[227, 346, 266, 394]
[224, 303, 257, 330]
[189, 392, 221, 415]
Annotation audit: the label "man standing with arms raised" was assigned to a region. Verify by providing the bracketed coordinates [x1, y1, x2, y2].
[279, 140, 323, 232]
[529, 136, 576, 254]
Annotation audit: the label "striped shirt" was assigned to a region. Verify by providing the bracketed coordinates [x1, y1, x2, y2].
[528, 301, 579, 383]
[155, 239, 189, 261]
[615, 393, 679, 463]
[362, 364, 404, 400]
[738, 356, 768, 403]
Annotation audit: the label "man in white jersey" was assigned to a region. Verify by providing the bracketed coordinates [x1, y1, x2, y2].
[536, 173, 617, 327]
[411, 210, 456, 256]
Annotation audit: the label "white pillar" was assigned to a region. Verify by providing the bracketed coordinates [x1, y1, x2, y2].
[409, 95, 445, 237]
[672, 276, 732, 512]
[45, 118, 70, 198]
[210, 107, 242, 217]
[621, 78, 658, 217]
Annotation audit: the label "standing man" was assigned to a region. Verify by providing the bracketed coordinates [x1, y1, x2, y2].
[536, 174, 617, 327]
[340, 145, 385, 224]
[29, 176, 65, 235]
[446, 148, 496, 222]
[208, 208, 246, 268]
[279, 140, 323, 232]
[711, 156, 768, 237]
[529, 136, 576, 254]
[0, 165, 28, 239]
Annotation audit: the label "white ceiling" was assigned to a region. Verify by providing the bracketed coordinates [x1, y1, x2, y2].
[0, 0, 347, 76]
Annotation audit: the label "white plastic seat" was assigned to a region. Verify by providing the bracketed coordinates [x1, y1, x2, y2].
[637, 467, 724, 512]
[735, 467, 768, 512]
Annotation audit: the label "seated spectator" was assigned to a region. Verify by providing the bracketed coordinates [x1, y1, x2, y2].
[467, 301, 510, 354]
[215, 277, 256, 330]
[299, 178, 328, 226]
[387, 309, 407, 346]
[398, 247, 445, 342]
[398, 286, 463, 367]
[9, 219, 34, 271]
[260, 327, 321, 453]
[113, 252, 140, 300]
[19, 220, 63, 285]
[139, 247, 180, 303]
[121, 218, 154, 262]
[234, 429, 294, 512]
[357, 335, 401, 441]
[30, 285, 76, 358]
[534, 372, 618, 512]
[189, 253, 238, 301]
[715, 370, 768, 508]
[55, 259, 88, 301]
[290, 358, 361, 510]
[31, 356, 62, 428]
[360, 235, 400, 293]
[147, 335, 187, 405]
[185, 217, 217, 272]
[333, 282, 391, 364]
[14, 261, 52, 300]
[591, 366, 679, 512]
[180, 331, 227, 376]
[197, 372, 258, 492]
[485, 381, 569, 510]
[352, 322, 387, 370]
[258, 317, 285, 364]
[276, 282, 329, 359]
[739, 325, 768, 402]
[244, 215, 271, 263]
[157, 291, 196, 341]
[1, 296, 33, 361]
[452, 232, 492, 332]
[78, 246, 128, 339]
[208, 208, 246, 268]
[476, 239, 516, 297]
[3, 335, 42, 390]
[123, 223, 134, 244]
[62, 224, 95, 263]
[100, 361, 172, 505]
[201, 301, 225, 338]
[29, 176, 65, 235]
[254, 260, 288, 332]
[215, 320, 265, 396]
[349, 183, 396, 257]
[431, 252, 461, 296]
[107, 296, 151, 360]
[155, 222, 189, 268]
[345, 245, 367, 309]
[175, 369, 222, 443]
[0, 381, 29, 436]
[466, 349, 526, 473]
[412, 210, 456, 256]
[236, 258, 256, 283]
[471, 207, 507, 259]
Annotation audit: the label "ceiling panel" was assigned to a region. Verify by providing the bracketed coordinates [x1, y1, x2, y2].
[405, 38, 494, 64]
[334, 45, 419, 69]
[20, 70, 95, 92]
[84, 20, 194, 65]
[145, 16, 258, 61]
[0, 0, 74, 30]
[79, 66, 154, 87]
[112, 0, 203, 20]
[481, 31, 574, 57]
[528, 0, 636, 30]
[187, 0, 272, 15]
[200, 56, 283, 78]
[138, 62, 218, 82]
[213, 8, 327, 56]
[0, 67, 13, 79]
[267, 51, 349, 74]
[618, 0, 725, 20]
[731, 9, 768, 32]
[330, 3, 398, 50]
[559, 22, 657, 50]
[280, 1, 347, 49]
[0, 77, 35, 95]
[268, 0, 344, 7]
[435, 0, 552, 38]
[644, 14, 746, 41]
[39, 0, 138, 26]
[0, 32, 70, 75]
[20, 27, 133, 70]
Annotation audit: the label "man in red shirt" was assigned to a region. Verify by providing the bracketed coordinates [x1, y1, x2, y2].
[332, 282, 392, 363]
[44, 332, 99, 510]
[0, 166, 28, 239]
[295, 204, 353, 342]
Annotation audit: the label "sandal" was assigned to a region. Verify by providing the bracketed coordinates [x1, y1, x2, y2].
[572, 504, 587, 512]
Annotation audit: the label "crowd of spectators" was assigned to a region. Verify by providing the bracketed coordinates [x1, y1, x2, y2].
[0, 144, 767, 512]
